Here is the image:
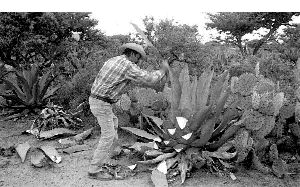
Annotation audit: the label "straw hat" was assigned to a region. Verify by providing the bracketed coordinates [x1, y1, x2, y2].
[120, 43, 146, 59]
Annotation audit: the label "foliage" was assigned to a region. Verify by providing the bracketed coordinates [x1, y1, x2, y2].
[0, 12, 107, 70]
[0, 64, 59, 114]
[131, 17, 210, 74]
[206, 12, 300, 55]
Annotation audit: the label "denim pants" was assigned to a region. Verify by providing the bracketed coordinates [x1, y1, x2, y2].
[88, 97, 118, 173]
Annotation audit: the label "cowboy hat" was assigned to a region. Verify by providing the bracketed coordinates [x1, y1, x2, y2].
[120, 43, 146, 59]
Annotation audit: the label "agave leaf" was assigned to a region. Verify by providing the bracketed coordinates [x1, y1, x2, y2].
[39, 128, 76, 139]
[207, 118, 245, 150]
[42, 86, 60, 101]
[142, 113, 163, 127]
[176, 117, 188, 129]
[30, 148, 47, 168]
[179, 64, 192, 112]
[209, 70, 229, 106]
[121, 127, 162, 142]
[145, 150, 164, 158]
[73, 127, 94, 141]
[62, 144, 90, 154]
[40, 74, 58, 99]
[151, 169, 168, 187]
[202, 150, 237, 160]
[196, 67, 214, 111]
[15, 142, 31, 162]
[38, 71, 50, 95]
[3, 79, 26, 102]
[138, 152, 176, 164]
[214, 86, 230, 119]
[30, 64, 39, 89]
[15, 70, 32, 102]
[28, 81, 39, 105]
[129, 142, 159, 152]
[0, 94, 26, 106]
[212, 103, 240, 138]
[166, 156, 180, 169]
[167, 66, 181, 122]
[190, 76, 198, 113]
[130, 22, 154, 48]
[187, 105, 212, 131]
[142, 114, 166, 139]
[191, 118, 215, 147]
[178, 156, 189, 184]
[173, 144, 187, 153]
[157, 160, 168, 174]
[40, 145, 61, 163]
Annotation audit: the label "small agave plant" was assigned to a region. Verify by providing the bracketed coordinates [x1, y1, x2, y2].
[122, 63, 245, 186]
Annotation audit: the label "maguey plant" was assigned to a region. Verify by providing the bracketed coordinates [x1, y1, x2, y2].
[0, 64, 59, 118]
[121, 62, 246, 186]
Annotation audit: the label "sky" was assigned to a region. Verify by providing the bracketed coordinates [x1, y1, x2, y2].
[2, 0, 300, 43]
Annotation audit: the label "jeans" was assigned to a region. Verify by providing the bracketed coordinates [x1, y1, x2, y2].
[88, 97, 118, 173]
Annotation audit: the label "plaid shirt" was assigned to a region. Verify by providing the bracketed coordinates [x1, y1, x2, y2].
[91, 55, 165, 102]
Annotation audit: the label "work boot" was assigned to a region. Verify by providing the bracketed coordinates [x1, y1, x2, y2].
[88, 169, 114, 181]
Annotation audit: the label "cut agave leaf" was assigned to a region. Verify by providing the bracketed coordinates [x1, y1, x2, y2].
[145, 150, 164, 158]
[167, 128, 176, 135]
[182, 132, 192, 140]
[40, 145, 61, 163]
[178, 157, 189, 184]
[157, 160, 168, 174]
[121, 127, 162, 142]
[30, 148, 47, 167]
[73, 127, 93, 141]
[39, 128, 76, 139]
[153, 142, 159, 150]
[151, 169, 168, 187]
[128, 164, 137, 170]
[15, 142, 31, 162]
[176, 117, 188, 129]
[143, 114, 163, 127]
[174, 144, 187, 153]
[203, 150, 237, 160]
[166, 156, 179, 169]
[62, 144, 90, 154]
[138, 152, 176, 164]
[129, 142, 158, 152]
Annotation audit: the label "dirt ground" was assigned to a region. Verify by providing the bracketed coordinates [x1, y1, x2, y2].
[1, 120, 300, 187]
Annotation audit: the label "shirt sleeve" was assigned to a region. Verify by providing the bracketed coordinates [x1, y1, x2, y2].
[125, 61, 165, 85]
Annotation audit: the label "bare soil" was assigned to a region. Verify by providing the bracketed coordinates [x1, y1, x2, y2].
[0, 120, 299, 187]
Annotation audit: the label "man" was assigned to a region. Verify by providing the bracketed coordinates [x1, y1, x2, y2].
[88, 43, 169, 180]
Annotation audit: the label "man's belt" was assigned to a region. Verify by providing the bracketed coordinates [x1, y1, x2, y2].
[90, 94, 116, 104]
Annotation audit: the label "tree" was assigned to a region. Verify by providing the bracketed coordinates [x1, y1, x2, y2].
[206, 12, 300, 55]
[0, 12, 107, 70]
[132, 17, 210, 75]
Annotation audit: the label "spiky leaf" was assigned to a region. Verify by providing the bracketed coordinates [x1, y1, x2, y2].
[196, 67, 214, 110]
[15, 142, 31, 162]
[121, 127, 162, 142]
[151, 169, 168, 187]
[40, 145, 61, 163]
[179, 64, 192, 112]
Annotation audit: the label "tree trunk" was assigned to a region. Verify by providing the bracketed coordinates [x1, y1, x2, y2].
[252, 25, 279, 55]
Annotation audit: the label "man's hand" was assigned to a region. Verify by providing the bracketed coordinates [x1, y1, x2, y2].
[161, 60, 170, 72]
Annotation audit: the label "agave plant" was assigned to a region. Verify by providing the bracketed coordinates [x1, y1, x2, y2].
[121, 63, 245, 185]
[0, 64, 59, 115]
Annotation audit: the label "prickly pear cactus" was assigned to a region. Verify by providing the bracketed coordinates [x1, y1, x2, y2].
[229, 62, 285, 165]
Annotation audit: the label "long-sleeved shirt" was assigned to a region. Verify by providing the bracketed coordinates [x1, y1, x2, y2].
[91, 55, 165, 103]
